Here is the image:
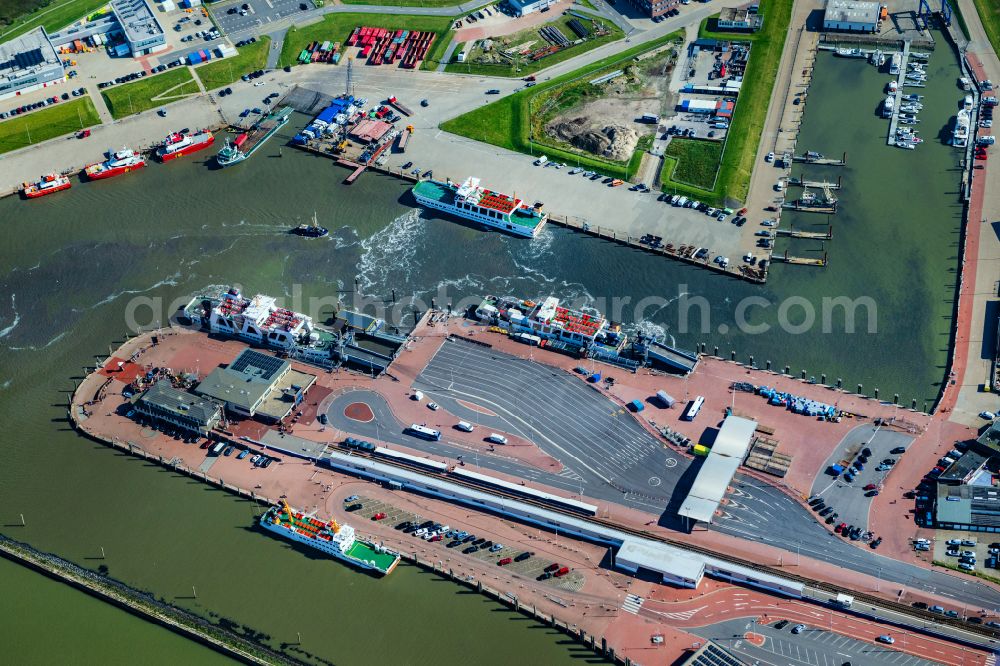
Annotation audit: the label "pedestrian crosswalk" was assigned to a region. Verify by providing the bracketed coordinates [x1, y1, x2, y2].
[622, 594, 644, 615]
[984, 654, 996, 666]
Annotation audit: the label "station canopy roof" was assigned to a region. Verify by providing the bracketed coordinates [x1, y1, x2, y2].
[678, 415, 757, 524]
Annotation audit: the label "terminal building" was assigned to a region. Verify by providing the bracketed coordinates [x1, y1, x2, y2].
[110, 0, 167, 56]
[0, 28, 64, 101]
[822, 0, 881, 33]
[195, 348, 316, 422]
[678, 416, 757, 525]
[134, 380, 223, 436]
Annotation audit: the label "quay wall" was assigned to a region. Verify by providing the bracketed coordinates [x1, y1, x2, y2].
[0, 535, 296, 666]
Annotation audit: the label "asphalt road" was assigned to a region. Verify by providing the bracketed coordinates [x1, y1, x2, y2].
[811, 424, 914, 531]
[688, 618, 939, 666]
[411, 339, 1000, 611]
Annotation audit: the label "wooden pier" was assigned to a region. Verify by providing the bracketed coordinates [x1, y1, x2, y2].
[770, 251, 828, 266]
[792, 152, 847, 166]
[787, 176, 842, 189]
[775, 226, 832, 240]
[781, 202, 837, 214]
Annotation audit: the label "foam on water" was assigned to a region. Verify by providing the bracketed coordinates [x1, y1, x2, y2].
[356, 208, 425, 297]
[0, 294, 20, 340]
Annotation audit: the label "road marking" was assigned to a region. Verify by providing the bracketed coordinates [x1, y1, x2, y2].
[622, 594, 644, 615]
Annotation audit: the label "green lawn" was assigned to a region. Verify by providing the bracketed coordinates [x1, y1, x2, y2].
[101, 68, 200, 119]
[278, 13, 454, 71]
[195, 37, 271, 91]
[441, 33, 682, 180]
[672, 0, 791, 205]
[663, 138, 723, 190]
[973, 0, 1000, 54]
[0, 96, 99, 154]
[444, 11, 623, 77]
[0, 0, 108, 42]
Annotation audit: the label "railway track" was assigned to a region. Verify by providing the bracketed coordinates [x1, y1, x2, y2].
[337, 446, 1000, 648]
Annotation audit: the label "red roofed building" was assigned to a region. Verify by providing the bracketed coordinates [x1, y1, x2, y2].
[349, 119, 392, 143]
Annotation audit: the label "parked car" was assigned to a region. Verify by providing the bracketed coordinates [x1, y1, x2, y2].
[791, 624, 806, 634]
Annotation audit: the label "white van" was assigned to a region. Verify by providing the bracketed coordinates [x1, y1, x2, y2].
[456, 421, 474, 432]
[487, 433, 508, 445]
[534, 155, 548, 166]
[412, 390, 424, 401]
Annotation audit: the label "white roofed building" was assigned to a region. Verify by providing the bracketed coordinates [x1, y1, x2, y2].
[678, 415, 757, 524]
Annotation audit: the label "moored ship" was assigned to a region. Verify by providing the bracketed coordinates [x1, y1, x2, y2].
[84, 147, 146, 180]
[412, 176, 548, 238]
[260, 501, 400, 576]
[216, 107, 292, 167]
[21, 173, 71, 199]
[953, 108, 971, 147]
[156, 129, 215, 162]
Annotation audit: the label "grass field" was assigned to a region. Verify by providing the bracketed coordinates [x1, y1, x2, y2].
[671, 0, 792, 205]
[445, 11, 623, 77]
[0, 0, 107, 42]
[441, 33, 682, 180]
[195, 37, 271, 91]
[0, 96, 99, 154]
[663, 138, 723, 190]
[278, 14, 454, 71]
[102, 68, 200, 119]
[973, 0, 1000, 54]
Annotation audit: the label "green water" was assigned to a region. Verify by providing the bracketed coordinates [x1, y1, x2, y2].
[0, 556, 233, 665]
[0, 31, 966, 663]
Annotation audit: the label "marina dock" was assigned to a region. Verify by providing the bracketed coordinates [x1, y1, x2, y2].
[792, 152, 847, 166]
[787, 176, 841, 190]
[775, 226, 833, 240]
[781, 201, 837, 214]
[887, 42, 911, 146]
[770, 251, 828, 266]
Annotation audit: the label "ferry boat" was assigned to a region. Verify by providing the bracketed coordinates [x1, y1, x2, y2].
[84, 147, 146, 180]
[260, 502, 400, 576]
[21, 173, 71, 199]
[156, 129, 215, 162]
[216, 107, 292, 167]
[292, 212, 329, 238]
[953, 109, 971, 147]
[181, 285, 406, 371]
[475, 294, 627, 354]
[412, 176, 548, 238]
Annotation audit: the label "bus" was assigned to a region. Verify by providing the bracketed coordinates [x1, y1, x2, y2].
[405, 424, 441, 441]
[682, 396, 705, 421]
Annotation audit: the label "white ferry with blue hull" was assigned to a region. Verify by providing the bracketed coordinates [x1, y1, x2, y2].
[411, 176, 548, 238]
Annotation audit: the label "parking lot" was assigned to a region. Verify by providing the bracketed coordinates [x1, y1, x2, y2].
[345, 494, 585, 591]
[213, 0, 312, 37]
[811, 424, 914, 531]
[931, 530, 1000, 578]
[690, 618, 939, 666]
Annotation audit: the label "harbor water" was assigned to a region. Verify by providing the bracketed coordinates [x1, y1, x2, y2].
[0, 30, 966, 661]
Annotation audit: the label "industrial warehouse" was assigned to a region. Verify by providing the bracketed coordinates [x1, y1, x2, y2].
[0, 28, 63, 100]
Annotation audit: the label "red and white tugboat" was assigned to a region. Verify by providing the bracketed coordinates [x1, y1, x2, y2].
[156, 129, 214, 162]
[21, 173, 71, 199]
[84, 147, 146, 180]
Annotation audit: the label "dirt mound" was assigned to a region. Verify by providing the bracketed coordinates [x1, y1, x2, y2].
[547, 118, 638, 162]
